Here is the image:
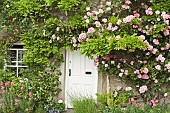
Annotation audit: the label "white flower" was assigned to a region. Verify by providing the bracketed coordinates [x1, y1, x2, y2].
[164, 93, 168, 97]
[86, 7, 90, 11]
[58, 99, 63, 103]
[106, 1, 111, 6]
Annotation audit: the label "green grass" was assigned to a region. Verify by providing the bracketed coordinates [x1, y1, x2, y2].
[71, 95, 98, 113]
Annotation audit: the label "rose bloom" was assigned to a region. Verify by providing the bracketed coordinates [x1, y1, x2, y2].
[139, 85, 148, 93]
[87, 27, 95, 34]
[155, 65, 161, 70]
[139, 35, 145, 40]
[52, 34, 56, 40]
[79, 33, 86, 39]
[125, 87, 132, 91]
[102, 18, 107, 23]
[95, 21, 101, 27]
[153, 39, 159, 45]
[143, 68, 149, 74]
[147, 45, 153, 50]
[116, 19, 122, 25]
[106, 1, 111, 6]
[142, 74, 149, 79]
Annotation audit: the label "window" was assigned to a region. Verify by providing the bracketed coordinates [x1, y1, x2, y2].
[5, 44, 27, 77]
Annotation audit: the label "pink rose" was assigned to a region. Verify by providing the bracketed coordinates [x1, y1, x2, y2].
[52, 34, 56, 40]
[95, 21, 101, 27]
[155, 65, 161, 70]
[142, 74, 149, 79]
[143, 68, 149, 74]
[29, 92, 33, 97]
[139, 35, 145, 40]
[116, 19, 122, 25]
[102, 18, 107, 23]
[87, 27, 95, 34]
[164, 28, 169, 36]
[147, 45, 153, 50]
[125, 87, 132, 91]
[79, 33, 86, 39]
[153, 39, 159, 45]
[139, 85, 148, 93]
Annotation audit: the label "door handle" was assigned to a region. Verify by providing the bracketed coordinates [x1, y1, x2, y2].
[69, 69, 71, 76]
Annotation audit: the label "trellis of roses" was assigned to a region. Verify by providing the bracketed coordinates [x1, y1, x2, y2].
[48, 0, 170, 105]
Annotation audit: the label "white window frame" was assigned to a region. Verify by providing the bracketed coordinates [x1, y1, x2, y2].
[5, 47, 27, 77]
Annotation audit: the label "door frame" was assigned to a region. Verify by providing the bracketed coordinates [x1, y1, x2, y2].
[64, 50, 98, 108]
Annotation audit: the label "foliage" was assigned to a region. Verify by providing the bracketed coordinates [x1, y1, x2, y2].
[54, 98, 65, 111]
[0, 81, 36, 113]
[97, 87, 133, 109]
[71, 95, 98, 113]
[98, 104, 170, 113]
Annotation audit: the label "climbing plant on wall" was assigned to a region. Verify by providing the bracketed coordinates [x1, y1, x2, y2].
[0, 0, 170, 109]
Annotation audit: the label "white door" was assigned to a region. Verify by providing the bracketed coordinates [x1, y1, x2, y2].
[65, 50, 98, 108]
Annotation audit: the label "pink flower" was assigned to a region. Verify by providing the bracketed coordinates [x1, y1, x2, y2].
[20, 87, 24, 91]
[111, 61, 115, 64]
[18, 94, 21, 98]
[25, 108, 29, 112]
[142, 74, 149, 79]
[79, 33, 86, 39]
[155, 65, 161, 70]
[164, 28, 169, 36]
[125, 87, 132, 91]
[123, 15, 135, 23]
[156, 54, 165, 62]
[145, 8, 153, 15]
[124, 70, 128, 75]
[122, 4, 130, 9]
[153, 39, 159, 45]
[98, 9, 104, 14]
[52, 34, 56, 40]
[125, 0, 131, 4]
[130, 61, 134, 65]
[147, 45, 153, 51]
[15, 103, 18, 107]
[139, 35, 145, 40]
[139, 85, 148, 93]
[152, 48, 158, 54]
[117, 86, 122, 91]
[28, 98, 32, 101]
[116, 19, 122, 25]
[106, 7, 111, 11]
[87, 27, 95, 34]
[143, 68, 149, 74]
[102, 18, 107, 23]
[138, 74, 142, 78]
[111, 26, 118, 31]
[29, 92, 33, 97]
[95, 21, 101, 27]
[106, 1, 111, 6]
[115, 35, 120, 40]
[155, 10, 160, 15]
[57, 37, 60, 40]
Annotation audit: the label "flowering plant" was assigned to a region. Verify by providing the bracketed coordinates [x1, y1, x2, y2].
[54, 98, 65, 111]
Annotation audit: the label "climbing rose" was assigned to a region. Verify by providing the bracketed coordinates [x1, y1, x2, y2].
[155, 65, 161, 70]
[153, 39, 159, 45]
[106, 1, 111, 6]
[143, 68, 149, 74]
[79, 33, 86, 39]
[125, 87, 132, 91]
[95, 21, 101, 27]
[87, 27, 95, 34]
[139, 85, 148, 93]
